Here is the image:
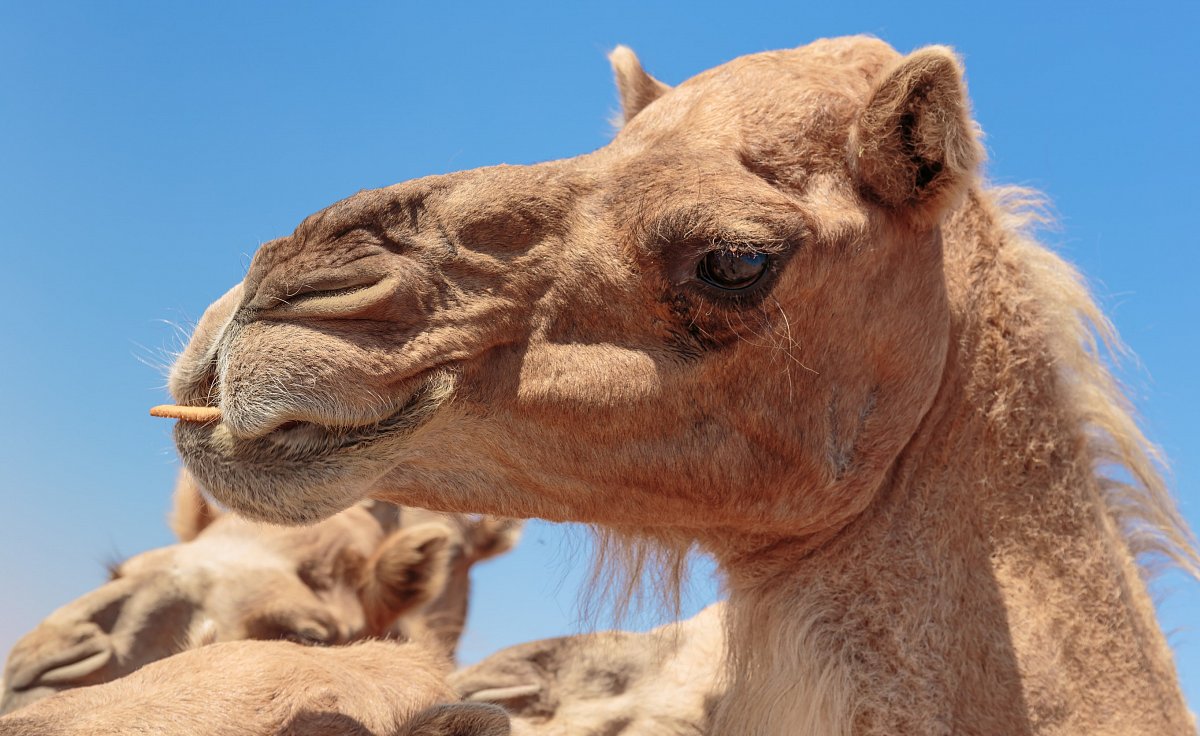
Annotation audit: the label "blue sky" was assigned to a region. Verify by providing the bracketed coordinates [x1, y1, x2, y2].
[2, 0, 1197, 714]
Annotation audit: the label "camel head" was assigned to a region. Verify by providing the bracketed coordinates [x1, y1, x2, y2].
[450, 604, 725, 735]
[0, 473, 468, 715]
[169, 37, 981, 546]
[0, 638, 513, 736]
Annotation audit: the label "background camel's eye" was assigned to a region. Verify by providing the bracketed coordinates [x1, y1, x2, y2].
[697, 249, 769, 290]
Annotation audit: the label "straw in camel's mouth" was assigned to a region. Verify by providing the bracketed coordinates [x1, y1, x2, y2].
[149, 404, 223, 423]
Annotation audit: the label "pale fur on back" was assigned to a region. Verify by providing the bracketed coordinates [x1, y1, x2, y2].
[0, 638, 454, 736]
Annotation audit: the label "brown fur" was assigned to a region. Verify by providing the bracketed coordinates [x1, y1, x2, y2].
[0, 639, 457, 735]
[399, 703, 511, 736]
[0, 472, 521, 715]
[166, 37, 1199, 734]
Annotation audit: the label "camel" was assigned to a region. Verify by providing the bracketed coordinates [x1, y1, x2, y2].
[0, 472, 521, 715]
[0, 637, 511, 735]
[162, 36, 1200, 734]
[452, 603, 725, 735]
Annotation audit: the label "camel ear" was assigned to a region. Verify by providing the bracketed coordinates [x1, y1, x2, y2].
[464, 517, 524, 564]
[609, 45, 671, 125]
[850, 46, 982, 228]
[400, 703, 511, 736]
[169, 470, 219, 542]
[360, 499, 402, 533]
[360, 523, 456, 634]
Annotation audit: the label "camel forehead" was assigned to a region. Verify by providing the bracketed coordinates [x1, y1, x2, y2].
[616, 36, 898, 146]
[143, 508, 380, 585]
[678, 36, 897, 101]
[210, 505, 379, 551]
[176, 531, 291, 573]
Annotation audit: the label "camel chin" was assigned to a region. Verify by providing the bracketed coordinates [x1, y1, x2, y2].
[176, 420, 381, 525]
[176, 370, 457, 526]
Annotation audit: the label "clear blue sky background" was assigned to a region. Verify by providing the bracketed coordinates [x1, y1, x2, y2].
[2, 0, 1197, 714]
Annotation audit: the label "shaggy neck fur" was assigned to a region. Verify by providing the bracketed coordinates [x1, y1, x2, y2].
[707, 189, 1196, 736]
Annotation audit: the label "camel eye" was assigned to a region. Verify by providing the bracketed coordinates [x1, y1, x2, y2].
[283, 628, 330, 646]
[697, 249, 769, 290]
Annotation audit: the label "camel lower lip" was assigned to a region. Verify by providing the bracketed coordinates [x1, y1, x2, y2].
[9, 647, 112, 691]
[30, 650, 112, 688]
[173, 369, 456, 526]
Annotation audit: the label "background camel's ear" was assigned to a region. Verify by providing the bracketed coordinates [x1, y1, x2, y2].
[169, 470, 219, 542]
[399, 703, 511, 736]
[360, 523, 456, 634]
[609, 45, 671, 125]
[850, 46, 982, 228]
[360, 498, 402, 533]
[464, 517, 524, 564]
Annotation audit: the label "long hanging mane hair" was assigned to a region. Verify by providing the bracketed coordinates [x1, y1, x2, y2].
[982, 186, 1199, 582]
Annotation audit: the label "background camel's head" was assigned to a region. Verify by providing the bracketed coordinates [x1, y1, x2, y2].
[170, 36, 981, 544]
[0, 638, 513, 736]
[450, 604, 725, 735]
[0, 473, 522, 716]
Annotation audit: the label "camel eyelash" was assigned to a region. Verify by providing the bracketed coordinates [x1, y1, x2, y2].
[103, 554, 126, 581]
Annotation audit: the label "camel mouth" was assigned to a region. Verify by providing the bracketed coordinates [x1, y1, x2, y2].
[173, 369, 457, 524]
[255, 396, 440, 454]
[182, 369, 455, 462]
[6, 644, 113, 693]
[461, 684, 543, 705]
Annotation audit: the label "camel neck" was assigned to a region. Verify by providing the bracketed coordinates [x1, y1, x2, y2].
[707, 192, 1192, 735]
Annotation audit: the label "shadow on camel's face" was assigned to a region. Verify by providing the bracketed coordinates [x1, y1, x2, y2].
[171, 36, 979, 538]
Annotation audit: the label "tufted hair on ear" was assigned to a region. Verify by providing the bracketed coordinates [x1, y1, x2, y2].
[168, 469, 220, 542]
[360, 522, 457, 635]
[464, 517, 524, 564]
[609, 45, 671, 125]
[850, 46, 983, 229]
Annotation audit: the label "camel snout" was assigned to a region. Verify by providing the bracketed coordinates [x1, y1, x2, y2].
[2, 622, 114, 697]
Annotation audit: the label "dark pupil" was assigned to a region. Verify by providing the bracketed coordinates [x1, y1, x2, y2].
[699, 250, 768, 290]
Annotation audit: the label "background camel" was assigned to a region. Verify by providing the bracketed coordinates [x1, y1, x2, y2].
[0, 637, 511, 736]
[452, 604, 725, 736]
[0, 473, 521, 716]
[162, 36, 1199, 734]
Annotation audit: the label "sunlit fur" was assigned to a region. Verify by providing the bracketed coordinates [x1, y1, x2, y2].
[0, 639, 465, 735]
[453, 604, 725, 736]
[168, 37, 1198, 734]
[0, 472, 521, 715]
